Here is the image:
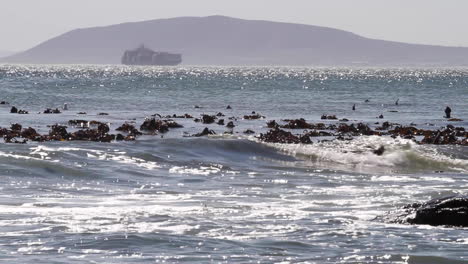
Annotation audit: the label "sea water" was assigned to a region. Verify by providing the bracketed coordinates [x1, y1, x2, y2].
[0, 65, 467, 263]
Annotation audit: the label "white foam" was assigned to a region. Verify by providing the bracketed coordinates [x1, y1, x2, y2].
[169, 166, 221, 175]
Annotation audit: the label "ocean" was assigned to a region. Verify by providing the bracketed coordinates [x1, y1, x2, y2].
[0, 65, 467, 263]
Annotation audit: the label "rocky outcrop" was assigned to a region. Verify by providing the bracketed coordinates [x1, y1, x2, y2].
[383, 195, 468, 227]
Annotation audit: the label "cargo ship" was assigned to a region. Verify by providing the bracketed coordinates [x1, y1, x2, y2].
[121, 45, 182, 66]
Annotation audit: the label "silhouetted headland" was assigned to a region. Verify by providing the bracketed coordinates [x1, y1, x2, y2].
[2, 16, 468, 65]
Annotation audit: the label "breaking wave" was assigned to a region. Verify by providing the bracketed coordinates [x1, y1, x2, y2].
[263, 136, 468, 174]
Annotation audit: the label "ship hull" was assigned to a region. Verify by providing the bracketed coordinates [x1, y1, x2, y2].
[121, 45, 182, 66]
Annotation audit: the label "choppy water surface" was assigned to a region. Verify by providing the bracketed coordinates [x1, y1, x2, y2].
[0, 65, 467, 263]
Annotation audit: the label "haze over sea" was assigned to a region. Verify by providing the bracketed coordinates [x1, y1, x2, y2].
[0, 65, 467, 263]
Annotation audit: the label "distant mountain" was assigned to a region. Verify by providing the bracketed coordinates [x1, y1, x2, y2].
[0, 50, 16, 58]
[3, 16, 468, 66]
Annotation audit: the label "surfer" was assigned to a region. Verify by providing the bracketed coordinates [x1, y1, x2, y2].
[445, 106, 451, 118]
[352, 104, 356, 111]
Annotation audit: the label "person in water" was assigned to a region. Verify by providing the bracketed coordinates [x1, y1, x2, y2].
[445, 106, 452, 118]
[352, 104, 356, 111]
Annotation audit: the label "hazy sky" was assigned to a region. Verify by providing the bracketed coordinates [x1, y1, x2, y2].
[2, 0, 468, 51]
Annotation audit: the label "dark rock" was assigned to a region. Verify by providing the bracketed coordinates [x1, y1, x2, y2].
[226, 105, 232, 109]
[43, 108, 61, 114]
[116, 123, 142, 136]
[216, 112, 225, 117]
[217, 119, 225, 125]
[98, 123, 110, 134]
[376, 121, 391, 130]
[389, 126, 425, 137]
[10, 106, 18, 113]
[77, 112, 87, 115]
[21, 127, 41, 140]
[193, 127, 216, 137]
[18, 110, 29, 114]
[267, 120, 279, 129]
[226, 121, 235, 128]
[10, 123, 22, 131]
[166, 120, 183, 129]
[243, 129, 255, 134]
[356, 123, 374, 136]
[299, 135, 312, 144]
[418, 126, 466, 145]
[321, 115, 337, 120]
[68, 120, 89, 127]
[337, 123, 374, 136]
[244, 113, 264, 120]
[70, 129, 114, 142]
[98, 113, 109, 116]
[201, 114, 216, 124]
[89, 120, 106, 126]
[140, 118, 182, 133]
[373, 146, 385, 156]
[4, 136, 27, 144]
[140, 118, 166, 133]
[49, 125, 70, 140]
[0, 101, 9, 105]
[259, 128, 303, 144]
[165, 113, 193, 118]
[280, 118, 314, 129]
[387, 195, 468, 227]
